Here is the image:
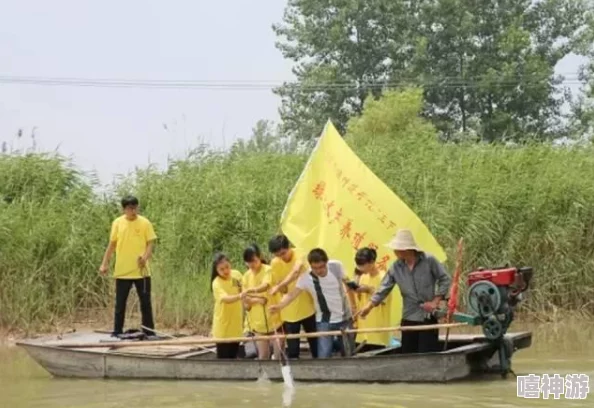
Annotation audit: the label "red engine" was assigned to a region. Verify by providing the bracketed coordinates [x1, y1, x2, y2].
[467, 266, 533, 296]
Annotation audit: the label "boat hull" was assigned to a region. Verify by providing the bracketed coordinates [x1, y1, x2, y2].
[17, 331, 532, 383]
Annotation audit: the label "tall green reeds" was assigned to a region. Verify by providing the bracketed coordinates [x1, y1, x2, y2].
[1, 88, 593, 332]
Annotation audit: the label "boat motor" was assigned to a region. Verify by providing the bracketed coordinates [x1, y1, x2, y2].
[451, 265, 533, 377]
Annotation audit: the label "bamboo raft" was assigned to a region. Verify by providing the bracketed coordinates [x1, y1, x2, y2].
[16, 322, 532, 383]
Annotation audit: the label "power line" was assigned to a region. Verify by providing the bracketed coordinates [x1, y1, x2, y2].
[0, 74, 587, 91]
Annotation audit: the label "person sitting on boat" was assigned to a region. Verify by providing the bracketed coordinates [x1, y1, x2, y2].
[240, 244, 284, 360]
[357, 229, 451, 354]
[269, 248, 358, 359]
[352, 247, 392, 352]
[99, 195, 157, 338]
[267, 234, 318, 359]
[211, 252, 246, 359]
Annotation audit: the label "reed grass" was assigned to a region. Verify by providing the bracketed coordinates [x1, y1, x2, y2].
[1, 88, 593, 332]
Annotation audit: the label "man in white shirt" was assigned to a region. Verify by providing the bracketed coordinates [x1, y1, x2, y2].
[269, 248, 358, 358]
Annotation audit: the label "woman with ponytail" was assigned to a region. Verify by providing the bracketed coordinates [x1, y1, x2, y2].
[353, 247, 392, 352]
[210, 252, 245, 359]
[241, 244, 283, 360]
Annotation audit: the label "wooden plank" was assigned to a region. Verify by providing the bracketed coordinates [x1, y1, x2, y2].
[171, 348, 217, 359]
[55, 323, 469, 349]
[354, 345, 400, 358]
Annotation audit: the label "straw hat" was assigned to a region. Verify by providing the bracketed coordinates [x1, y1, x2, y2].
[385, 229, 420, 251]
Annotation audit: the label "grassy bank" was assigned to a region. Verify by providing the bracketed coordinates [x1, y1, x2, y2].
[1, 88, 593, 333]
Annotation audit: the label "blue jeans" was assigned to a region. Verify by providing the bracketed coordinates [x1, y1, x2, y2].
[316, 320, 355, 358]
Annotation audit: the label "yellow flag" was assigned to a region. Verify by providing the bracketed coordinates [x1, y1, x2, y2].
[280, 120, 446, 326]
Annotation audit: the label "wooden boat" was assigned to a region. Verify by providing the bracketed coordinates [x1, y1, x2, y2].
[16, 329, 532, 383]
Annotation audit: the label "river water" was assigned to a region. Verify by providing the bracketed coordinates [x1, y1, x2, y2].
[1, 321, 592, 407]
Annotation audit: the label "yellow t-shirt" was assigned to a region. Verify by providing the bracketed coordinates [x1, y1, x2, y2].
[212, 270, 244, 339]
[242, 264, 283, 334]
[269, 248, 315, 323]
[356, 271, 391, 347]
[109, 215, 157, 279]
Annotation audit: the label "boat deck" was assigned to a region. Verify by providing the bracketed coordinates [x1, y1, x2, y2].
[16, 330, 532, 383]
[17, 330, 532, 359]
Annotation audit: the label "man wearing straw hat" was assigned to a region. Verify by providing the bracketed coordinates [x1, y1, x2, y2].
[357, 229, 451, 354]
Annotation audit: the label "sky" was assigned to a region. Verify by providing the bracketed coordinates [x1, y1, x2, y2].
[0, 0, 293, 186]
[0, 0, 587, 187]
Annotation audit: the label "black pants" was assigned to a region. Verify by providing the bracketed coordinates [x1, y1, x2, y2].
[216, 342, 240, 359]
[400, 316, 439, 354]
[113, 278, 155, 336]
[283, 313, 318, 359]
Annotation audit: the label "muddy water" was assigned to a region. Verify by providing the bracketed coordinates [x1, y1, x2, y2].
[1, 322, 592, 407]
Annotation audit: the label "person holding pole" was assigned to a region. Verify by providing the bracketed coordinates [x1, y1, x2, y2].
[210, 253, 246, 359]
[99, 195, 157, 338]
[352, 247, 392, 352]
[357, 229, 451, 354]
[269, 248, 358, 359]
[241, 244, 284, 360]
[267, 234, 318, 359]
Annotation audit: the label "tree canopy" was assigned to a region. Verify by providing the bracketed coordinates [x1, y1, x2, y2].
[273, 0, 594, 142]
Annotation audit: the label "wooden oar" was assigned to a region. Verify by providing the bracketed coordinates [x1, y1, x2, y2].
[56, 322, 468, 349]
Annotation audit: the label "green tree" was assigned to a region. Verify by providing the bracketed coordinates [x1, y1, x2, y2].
[273, 0, 591, 142]
[272, 0, 416, 140]
[230, 119, 302, 155]
[570, 4, 594, 141]
[415, 0, 589, 142]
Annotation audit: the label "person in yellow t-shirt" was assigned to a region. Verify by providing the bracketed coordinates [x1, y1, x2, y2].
[99, 195, 157, 338]
[241, 244, 284, 360]
[267, 234, 317, 359]
[211, 253, 245, 359]
[353, 247, 391, 352]
[351, 267, 364, 329]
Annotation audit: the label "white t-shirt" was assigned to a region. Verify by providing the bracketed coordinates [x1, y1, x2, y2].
[296, 260, 348, 323]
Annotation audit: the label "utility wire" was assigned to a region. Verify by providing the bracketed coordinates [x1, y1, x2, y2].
[0, 74, 587, 90]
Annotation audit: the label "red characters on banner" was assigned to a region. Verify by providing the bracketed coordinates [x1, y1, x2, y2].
[313, 181, 326, 200]
[311, 165, 398, 240]
[325, 200, 335, 217]
[352, 232, 366, 250]
[332, 207, 343, 224]
[378, 212, 387, 225]
[376, 255, 391, 271]
[341, 176, 351, 188]
[340, 219, 353, 239]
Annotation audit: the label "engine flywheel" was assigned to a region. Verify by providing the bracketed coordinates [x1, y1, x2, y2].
[467, 280, 501, 316]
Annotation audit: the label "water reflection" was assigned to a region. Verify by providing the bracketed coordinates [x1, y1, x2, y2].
[1, 320, 592, 407]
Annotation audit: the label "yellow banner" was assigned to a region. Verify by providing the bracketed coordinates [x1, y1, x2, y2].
[280, 120, 446, 326]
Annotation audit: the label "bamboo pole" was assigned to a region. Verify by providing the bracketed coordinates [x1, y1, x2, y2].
[444, 237, 464, 351]
[55, 322, 468, 349]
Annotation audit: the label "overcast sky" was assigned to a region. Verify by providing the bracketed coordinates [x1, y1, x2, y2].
[0, 0, 292, 186]
[0, 0, 586, 187]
